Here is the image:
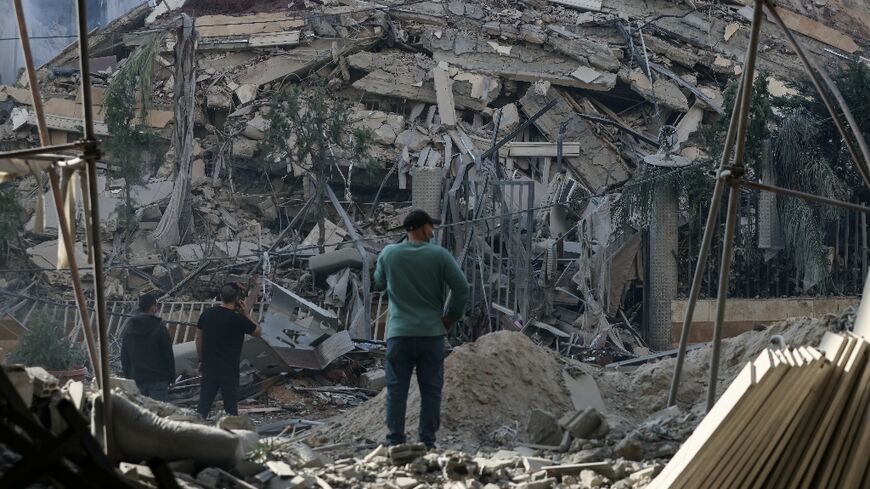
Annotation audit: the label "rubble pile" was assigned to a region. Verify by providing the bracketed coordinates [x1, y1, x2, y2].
[596, 310, 853, 423]
[328, 331, 571, 446]
[249, 442, 664, 489]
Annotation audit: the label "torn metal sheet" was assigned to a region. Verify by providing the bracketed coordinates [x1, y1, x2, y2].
[271, 331, 355, 370]
[264, 280, 340, 337]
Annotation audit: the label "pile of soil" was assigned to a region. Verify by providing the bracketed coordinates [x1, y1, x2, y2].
[326, 331, 571, 445]
[595, 311, 853, 424]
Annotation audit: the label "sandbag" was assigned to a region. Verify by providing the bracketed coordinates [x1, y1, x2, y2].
[101, 394, 250, 468]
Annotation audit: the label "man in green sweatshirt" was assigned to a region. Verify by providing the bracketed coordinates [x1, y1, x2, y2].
[374, 209, 470, 449]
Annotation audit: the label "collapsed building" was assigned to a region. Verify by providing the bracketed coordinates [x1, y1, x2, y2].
[0, 0, 868, 487]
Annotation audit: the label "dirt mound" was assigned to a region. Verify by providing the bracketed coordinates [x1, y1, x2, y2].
[596, 311, 853, 424]
[327, 331, 570, 445]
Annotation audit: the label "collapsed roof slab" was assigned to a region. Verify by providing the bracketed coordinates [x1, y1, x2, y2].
[352, 70, 490, 112]
[546, 26, 622, 73]
[235, 38, 375, 87]
[520, 85, 631, 193]
[348, 51, 501, 111]
[424, 30, 616, 92]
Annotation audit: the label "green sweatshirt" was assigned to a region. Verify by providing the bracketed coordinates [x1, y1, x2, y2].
[374, 240, 470, 339]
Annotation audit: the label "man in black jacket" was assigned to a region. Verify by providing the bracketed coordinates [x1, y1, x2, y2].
[121, 293, 175, 401]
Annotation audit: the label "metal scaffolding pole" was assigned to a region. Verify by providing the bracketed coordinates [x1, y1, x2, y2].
[12, 0, 101, 383]
[667, 0, 763, 409]
[75, 0, 113, 457]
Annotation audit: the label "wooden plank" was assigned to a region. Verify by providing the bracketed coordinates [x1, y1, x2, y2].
[432, 66, 457, 128]
[821, 336, 869, 487]
[789, 336, 864, 489]
[677, 351, 790, 488]
[717, 349, 822, 489]
[747, 348, 830, 489]
[768, 7, 859, 54]
[801, 337, 868, 488]
[765, 334, 852, 488]
[648, 350, 784, 489]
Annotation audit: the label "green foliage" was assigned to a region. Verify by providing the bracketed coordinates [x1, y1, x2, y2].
[9, 312, 87, 371]
[104, 36, 164, 233]
[0, 183, 21, 241]
[260, 81, 375, 175]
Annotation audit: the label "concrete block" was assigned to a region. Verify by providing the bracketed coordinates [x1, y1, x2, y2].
[361, 368, 386, 391]
[525, 409, 562, 445]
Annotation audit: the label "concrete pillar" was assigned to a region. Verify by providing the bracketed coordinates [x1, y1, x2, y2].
[648, 179, 679, 350]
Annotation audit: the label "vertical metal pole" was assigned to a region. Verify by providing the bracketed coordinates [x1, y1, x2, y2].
[707, 180, 740, 411]
[705, 0, 765, 411]
[524, 182, 534, 320]
[12, 0, 101, 381]
[667, 0, 764, 407]
[75, 0, 113, 457]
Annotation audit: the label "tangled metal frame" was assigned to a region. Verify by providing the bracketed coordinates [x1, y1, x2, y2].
[2, 0, 115, 455]
[667, 0, 870, 412]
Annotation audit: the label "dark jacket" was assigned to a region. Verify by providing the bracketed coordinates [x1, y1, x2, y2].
[120, 314, 175, 385]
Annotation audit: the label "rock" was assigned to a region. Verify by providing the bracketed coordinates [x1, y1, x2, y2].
[447, 0, 464, 16]
[244, 114, 270, 140]
[386, 113, 405, 133]
[361, 369, 386, 391]
[614, 436, 646, 461]
[389, 443, 427, 464]
[217, 415, 255, 431]
[521, 25, 547, 44]
[373, 123, 398, 145]
[567, 447, 612, 464]
[206, 86, 232, 110]
[152, 265, 169, 278]
[648, 442, 678, 458]
[610, 480, 633, 489]
[595, 460, 632, 480]
[235, 84, 257, 104]
[233, 138, 258, 159]
[579, 469, 606, 488]
[497, 103, 520, 136]
[628, 466, 659, 483]
[395, 128, 430, 151]
[257, 199, 278, 221]
[499, 23, 520, 41]
[483, 21, 500, 36]
[525, 409, 563, 445]
[395, 476, 418, 489]
[517, 478, 556, 489]
[560, 408, 608, 439]
[465, 3, 485, 19]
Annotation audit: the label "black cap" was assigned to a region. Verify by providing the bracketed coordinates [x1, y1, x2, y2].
[403, 209, 441, 231]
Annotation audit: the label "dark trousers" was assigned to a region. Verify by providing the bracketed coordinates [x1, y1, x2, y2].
[197, 374, 239, 418]
[136, 381, 169, 402]
[385, 336, 445, 447]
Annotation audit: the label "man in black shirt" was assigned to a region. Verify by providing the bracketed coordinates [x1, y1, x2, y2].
[121, 293, 175, 401]
[196, 281, 262, 418]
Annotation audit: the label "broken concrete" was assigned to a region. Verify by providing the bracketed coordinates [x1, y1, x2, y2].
[519, 84, 630, 192]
